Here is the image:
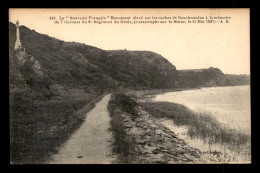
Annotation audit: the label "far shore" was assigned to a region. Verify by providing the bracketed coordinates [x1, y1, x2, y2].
[125, 84, 250, 102]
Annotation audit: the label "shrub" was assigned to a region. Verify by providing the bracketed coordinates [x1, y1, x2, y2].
[109, 93, 139, 119]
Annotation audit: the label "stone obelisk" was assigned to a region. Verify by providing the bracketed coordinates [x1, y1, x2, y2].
[14, 20, 22, 50]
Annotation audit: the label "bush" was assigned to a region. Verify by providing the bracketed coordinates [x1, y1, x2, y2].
[109, 93, 139, 119]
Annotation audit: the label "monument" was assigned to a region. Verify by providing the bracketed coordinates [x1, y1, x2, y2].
[14, 20, 22, 50]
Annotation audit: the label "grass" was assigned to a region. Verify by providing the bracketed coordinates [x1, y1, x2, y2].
[9, 90, 105, 164]
[140, 102, 251, 151]
[107, 93, 140, 163]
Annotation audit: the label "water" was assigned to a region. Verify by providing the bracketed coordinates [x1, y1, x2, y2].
[152, 85, 251, 163]
[153, 86, 251, 134]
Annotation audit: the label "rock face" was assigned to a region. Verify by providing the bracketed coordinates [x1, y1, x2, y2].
[14, 50, 44, 78]
[119, 106, 205, 163]
[10, 49, 52, 99]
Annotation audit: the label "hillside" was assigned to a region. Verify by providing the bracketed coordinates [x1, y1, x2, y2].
[106, 50, 179, 88]
[9, 22, 179, 94]
[9, 22, 248, 93]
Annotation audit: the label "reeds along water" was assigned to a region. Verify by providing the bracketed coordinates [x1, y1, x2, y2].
[146, 85, 251, 163]
[160, 115, 251, 163]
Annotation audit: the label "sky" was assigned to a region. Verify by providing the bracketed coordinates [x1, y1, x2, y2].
[9, 8, 250, 74]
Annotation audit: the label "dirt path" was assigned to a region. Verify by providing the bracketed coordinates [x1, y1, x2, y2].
[50, 94, 115, 164]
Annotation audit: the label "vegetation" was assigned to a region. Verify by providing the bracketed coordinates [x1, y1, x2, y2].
[107, 93, 139, 163]
[140, 102, 250, 150]
[9, 89, 104, 164]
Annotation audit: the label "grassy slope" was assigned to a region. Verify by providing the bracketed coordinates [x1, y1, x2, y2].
[10, 89, 106, 163]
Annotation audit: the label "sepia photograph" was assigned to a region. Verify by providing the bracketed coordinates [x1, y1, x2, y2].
[9, 8, 250, 164]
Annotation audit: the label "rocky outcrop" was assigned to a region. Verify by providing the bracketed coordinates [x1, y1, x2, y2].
[15, 50, 44, 78]
[10, 50, 53, 99]
[119, 106, 205, 163]
[29, 56, 43, 77]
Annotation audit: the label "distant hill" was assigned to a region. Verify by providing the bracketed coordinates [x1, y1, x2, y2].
[225, 74, 250, 86]
[177, 67, 249, 87]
